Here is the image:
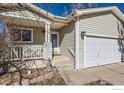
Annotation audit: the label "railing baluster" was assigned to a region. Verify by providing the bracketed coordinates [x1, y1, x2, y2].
[19, 45, 21, 59]
[10, 46, 12, 60]
[22, 45, 24, 59]
[8, 44, 44, 61]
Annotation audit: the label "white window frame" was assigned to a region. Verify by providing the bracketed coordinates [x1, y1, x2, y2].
[11, 27, 33, 43]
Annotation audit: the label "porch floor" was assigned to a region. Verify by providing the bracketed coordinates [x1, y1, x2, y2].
[53, 57, 124, 85]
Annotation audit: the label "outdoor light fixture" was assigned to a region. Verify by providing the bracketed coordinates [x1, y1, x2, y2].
[81, 31, 86, 39]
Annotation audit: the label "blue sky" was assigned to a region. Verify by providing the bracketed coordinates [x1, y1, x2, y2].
[0, 3, 124, 33]
[34, 3, 124, 16]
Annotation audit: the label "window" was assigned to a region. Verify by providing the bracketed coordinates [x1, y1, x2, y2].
[22, 29, 32, 41]
[10, 28, 32, 42]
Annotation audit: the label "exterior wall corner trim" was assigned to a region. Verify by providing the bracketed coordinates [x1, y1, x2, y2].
[75, 17, 80, 70]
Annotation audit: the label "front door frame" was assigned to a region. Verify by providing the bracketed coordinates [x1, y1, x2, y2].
[51, 31, 60, 54]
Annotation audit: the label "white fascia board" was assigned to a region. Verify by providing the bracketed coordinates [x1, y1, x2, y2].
[75, 7, 124, 23]
[75, 17, 80, 70]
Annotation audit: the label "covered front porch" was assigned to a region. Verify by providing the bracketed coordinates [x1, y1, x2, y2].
[0, 5, 52, 62]
[0, 4, 67, 64]
[8, 23, 52, 61]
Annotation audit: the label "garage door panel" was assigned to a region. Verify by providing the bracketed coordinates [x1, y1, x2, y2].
[84, 37, 121, 68]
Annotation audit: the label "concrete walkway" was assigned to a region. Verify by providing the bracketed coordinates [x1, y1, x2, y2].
[53, 56, 74, 84]
[53, 56, 124, 85]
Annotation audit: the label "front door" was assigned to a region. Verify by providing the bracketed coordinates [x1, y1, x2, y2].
[51, 34, 57, 48]
[51, 33, 60, 54]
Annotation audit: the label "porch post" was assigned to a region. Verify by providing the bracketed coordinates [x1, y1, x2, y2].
[44, 22, 52, 60]
[45, 23, 48, 42]
[47, 23, 51, 43]
[4, 22, 11, 60]
[45, 22, 51, 43]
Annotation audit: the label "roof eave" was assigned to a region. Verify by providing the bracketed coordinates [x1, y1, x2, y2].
[74, 6, 124, 23]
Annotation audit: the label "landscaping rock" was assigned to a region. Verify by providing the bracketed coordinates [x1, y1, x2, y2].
[0, 67, 66, 85]
[44, 72, 53, 79]
[22, 79, 29, 85]
[0, 73, 12, 85]
[29, 76, 44, 84]
[13, 81, 19, 85]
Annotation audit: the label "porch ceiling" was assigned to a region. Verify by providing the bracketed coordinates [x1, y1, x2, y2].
[51, 22, 67, 30]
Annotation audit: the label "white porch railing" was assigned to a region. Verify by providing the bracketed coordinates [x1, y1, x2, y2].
[10, 44, 44, 60]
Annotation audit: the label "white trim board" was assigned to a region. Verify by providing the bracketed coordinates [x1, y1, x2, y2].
[83, 35, 87, 69]
[75, 18, 80, 70]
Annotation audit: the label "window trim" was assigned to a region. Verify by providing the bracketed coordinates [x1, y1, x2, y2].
[11, 27, 33, 43]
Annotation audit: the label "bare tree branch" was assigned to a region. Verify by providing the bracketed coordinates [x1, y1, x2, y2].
[0, 3, 52, 85]
[35, 3, 97, 17]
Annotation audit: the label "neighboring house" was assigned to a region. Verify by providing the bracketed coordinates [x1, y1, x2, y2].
[0, 3, 124, 70]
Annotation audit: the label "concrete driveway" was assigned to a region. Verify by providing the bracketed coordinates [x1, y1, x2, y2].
[63, 62, 124, 85]
[54, 56, 124, 85]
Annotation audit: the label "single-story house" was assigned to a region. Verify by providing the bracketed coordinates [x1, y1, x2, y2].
[0, 3, 124, 70]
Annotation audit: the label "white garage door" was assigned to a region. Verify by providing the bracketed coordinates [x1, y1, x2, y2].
[84, 37, 121, 68]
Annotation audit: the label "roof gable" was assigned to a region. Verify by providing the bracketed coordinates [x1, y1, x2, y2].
[74, 7, 124, 23]
[0, 10, 49, 22]
[0, 4, 123, 27]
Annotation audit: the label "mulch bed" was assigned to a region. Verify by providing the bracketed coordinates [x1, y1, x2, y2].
[0, 67, 66, 85]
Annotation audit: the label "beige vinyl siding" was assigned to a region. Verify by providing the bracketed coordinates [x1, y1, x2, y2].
[59, 22, 75, 63]
[79, 13, 121, 68]
[33, 28, 44, 44]
[80, 13, 120, 36]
